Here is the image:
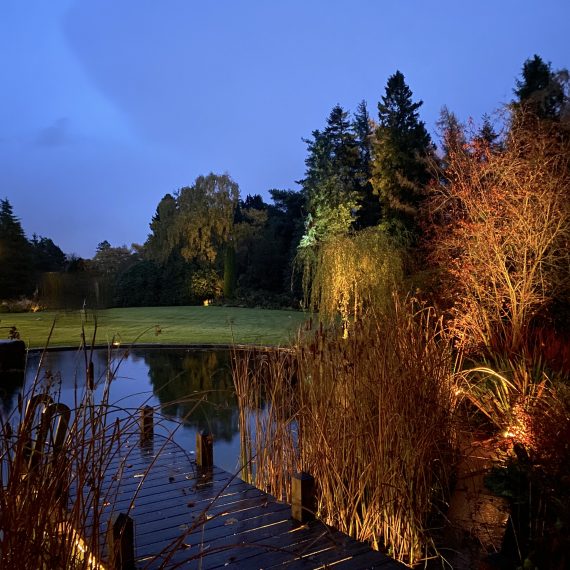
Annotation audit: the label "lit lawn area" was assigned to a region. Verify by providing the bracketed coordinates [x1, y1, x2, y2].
[1, 306, 309, 349]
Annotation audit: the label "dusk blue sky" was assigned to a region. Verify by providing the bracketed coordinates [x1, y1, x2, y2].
[1, 1, 568, 258]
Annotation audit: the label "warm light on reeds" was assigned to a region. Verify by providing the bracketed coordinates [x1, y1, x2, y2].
[233, 297, 458, 565]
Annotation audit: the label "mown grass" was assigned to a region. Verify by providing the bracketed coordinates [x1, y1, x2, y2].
[1, 306, 309, 348]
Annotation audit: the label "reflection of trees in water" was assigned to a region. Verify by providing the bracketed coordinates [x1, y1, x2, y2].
[140, 349, 238, 442]
[0, 348, 240, 442]
[0, 370, 24, 417]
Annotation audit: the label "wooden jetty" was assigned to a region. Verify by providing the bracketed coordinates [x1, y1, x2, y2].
[18, 396, 405, 568]
[93, 410, 406, 569]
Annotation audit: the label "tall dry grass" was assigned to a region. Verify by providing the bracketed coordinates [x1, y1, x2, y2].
[0, 339, 208, 569]
[0, 345, 130, 569]
[231, 347, 300, 494]
[234, 298, 458, 566]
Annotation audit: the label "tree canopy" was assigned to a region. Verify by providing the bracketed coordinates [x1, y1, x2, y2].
[0, 199, 35, 299]
[175, 173, 239, 264]
[298, 105, 363, 246]
[513, 54, 569, 120]
[371, 71, 434, 242]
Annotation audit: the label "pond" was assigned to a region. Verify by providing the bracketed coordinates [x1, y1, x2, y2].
[0, 347, 243, 473]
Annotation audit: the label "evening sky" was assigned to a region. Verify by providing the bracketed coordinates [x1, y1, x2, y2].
[1, 0, 568, 257]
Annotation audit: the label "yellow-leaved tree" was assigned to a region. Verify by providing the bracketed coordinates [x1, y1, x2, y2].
[298, 228, 403, 336]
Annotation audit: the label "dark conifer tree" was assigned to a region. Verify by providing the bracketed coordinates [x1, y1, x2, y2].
[324, 105, 360, 185]
[0, 199, 34, 299]
[352, 100, 381, 228]
[30, 235, 66, 272]
[371, 71, 434, 242]
[513, 54, 568, 120]
[436, 106, 466, 168]
[144, 194, 178, 264]
[299, 105, 362, 244]
[472, 114, 502, 160]
[477, 115, 500, 146]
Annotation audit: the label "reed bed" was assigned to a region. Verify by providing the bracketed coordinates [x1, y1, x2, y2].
[233, 298, 458, 566]
[0, 340, 212, 569]
[232, 347, 300, 496]
[0, 346, 131, 568]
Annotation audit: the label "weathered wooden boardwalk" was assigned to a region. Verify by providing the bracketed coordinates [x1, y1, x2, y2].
[96, 430, 405, 569]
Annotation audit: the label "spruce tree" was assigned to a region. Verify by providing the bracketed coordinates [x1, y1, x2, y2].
[0, 199, 34, 299]
[144, 194, 178, 264]
[299, 105, 362, 245]
[513, 54, 568, 120]
[371, 71, 434, 242]
[352, 100, 381, 228]
[472, 114, 501, 159]
[30, 234, 66, 274]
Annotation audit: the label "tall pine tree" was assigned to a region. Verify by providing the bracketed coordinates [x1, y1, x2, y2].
[299, 105, 362, 246]
[0, 199, 34, 299]
[513, 54, 568, 121]
[472, 114, 501, 160]
[352, 100, 381, 228]
[371, 71, 434, 243]
[144, 193, 178, 264]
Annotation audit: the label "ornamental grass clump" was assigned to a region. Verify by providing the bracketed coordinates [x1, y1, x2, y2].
[0, 341, 190, 569]
[0, 348, 124, 568]
[232, 347, 300, 495]
[234, 297, 458, 566]
[463, 358, 570, 568]
[458, 357, 570, 465]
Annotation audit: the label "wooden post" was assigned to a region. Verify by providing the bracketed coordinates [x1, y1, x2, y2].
[139, 405, 154, 445]
[46, 403, 71, 457]
[107, 513, 135, 570]
[23, 394, 54, 466]
[291, 472, 316, 523]
[196, 429, 213, 471]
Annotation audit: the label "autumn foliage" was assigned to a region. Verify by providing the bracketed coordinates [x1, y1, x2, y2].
[426, 119, 570, 357]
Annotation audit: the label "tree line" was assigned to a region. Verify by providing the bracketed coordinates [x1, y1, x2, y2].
[2, 54, 568, 334]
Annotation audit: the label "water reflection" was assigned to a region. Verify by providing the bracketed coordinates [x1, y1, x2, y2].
[140, 349, 238, 442]
[0, 370, 24, 417]
[0, 348, 242, 473]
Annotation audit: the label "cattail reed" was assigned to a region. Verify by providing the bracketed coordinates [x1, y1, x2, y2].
[233, 297, 458, 565]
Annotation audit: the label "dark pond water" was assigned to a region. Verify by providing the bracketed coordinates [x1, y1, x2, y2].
[0, 348, 243, 473]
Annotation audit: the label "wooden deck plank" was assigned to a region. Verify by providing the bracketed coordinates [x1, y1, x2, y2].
[134, 499, 291, 547]
[146, 517, 350, 569]
[133, 491, 280, 532]
[205, 525, 355, 569]
[81, 478, 268, 537]
[137, 510, 298, 567]
[327, 549, 405, 569]
[109, 478, 266, 516]
[96, 466, 230, 504]
[77, 431, 403, 569]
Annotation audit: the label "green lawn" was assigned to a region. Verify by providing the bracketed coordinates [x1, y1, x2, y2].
[0, 306, 310, 349]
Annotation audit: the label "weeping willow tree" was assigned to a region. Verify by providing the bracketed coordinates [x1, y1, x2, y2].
[298, 228, 403, 336]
